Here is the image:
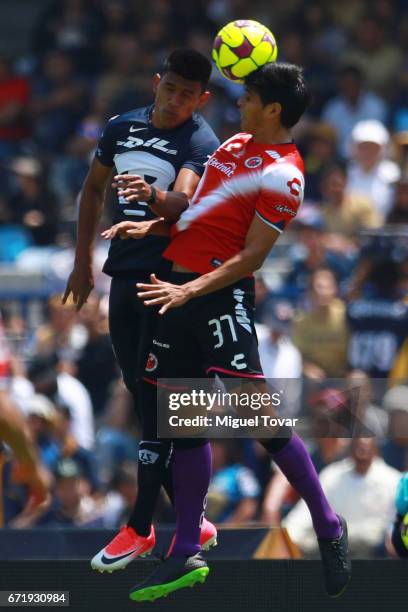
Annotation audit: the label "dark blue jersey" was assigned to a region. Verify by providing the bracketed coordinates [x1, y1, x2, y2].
[95, 105, 219, 276]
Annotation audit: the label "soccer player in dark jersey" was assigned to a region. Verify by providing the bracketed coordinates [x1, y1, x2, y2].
[62, 49, 220, 572]
[109, 62, 351, 602]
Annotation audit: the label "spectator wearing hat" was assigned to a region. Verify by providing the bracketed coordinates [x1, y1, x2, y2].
[38, 457, 103, 528]
[283, 438, 401, 557]
[346, 120, 401, 217]
[25, 394, 60, 472]
[7, 157, 58, 246]
[382, 385, 408, 472]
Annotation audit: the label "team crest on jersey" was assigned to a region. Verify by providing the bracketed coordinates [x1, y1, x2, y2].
[146, 352, 158, 372]
[244, 156, 262, 168]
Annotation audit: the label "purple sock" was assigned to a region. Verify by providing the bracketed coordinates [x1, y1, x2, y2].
[271, 434, 341, 539]
[171, 442, 212, 557]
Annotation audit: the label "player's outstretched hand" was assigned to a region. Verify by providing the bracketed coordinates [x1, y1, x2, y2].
[101, 220, 155, 241]
[62, 266, 94, 311]
[112, 174, 153, 202]
[137, 274, 193, 314]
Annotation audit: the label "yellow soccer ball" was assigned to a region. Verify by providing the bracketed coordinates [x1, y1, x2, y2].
[212, 20, 278, 83]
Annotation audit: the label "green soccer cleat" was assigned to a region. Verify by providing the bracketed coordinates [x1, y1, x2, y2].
[129, 553, 209, 602]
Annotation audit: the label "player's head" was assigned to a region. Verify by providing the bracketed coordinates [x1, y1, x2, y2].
[152, 49, 211, 129]
[239, 62, 309, 134]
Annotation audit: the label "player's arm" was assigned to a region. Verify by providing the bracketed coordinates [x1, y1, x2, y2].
[137, 215, 280, 313]
[113, 167, 201, 222]
[63, 158, 112, 310]
[0, 391, 50, 509]
[101, 218, 171, 240]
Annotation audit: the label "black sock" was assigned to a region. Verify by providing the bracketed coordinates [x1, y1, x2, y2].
[127, 440, 172, 536]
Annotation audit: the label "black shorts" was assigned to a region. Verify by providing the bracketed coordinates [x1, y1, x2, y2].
[143, 272, 264, 386]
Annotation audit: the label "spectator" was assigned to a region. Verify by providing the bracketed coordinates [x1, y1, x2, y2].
[382, 386, 408, 472]
[346, 120, 400, 218]
[347, 259, 408, 377]
[206, 440, 260, 524]
[38, 458, 103, 527]
[75, 294, 117, 415]
[283, 438, 401, 557]
[387, 177, 408, 224]
[321, 65, 387, 157]
[33, 295, 87, 363]
[30, 49, 87, 153]
[101, 461, 138, 528]
[28, 355, 95, 450]
[283, 217, 354, 298]
[7, 158, 58, 246]
[320, 163, 383, 239]
[53, 404, 99, 493]
[257, 302, 302, 417]
[342, 16, 402, 96]
[0, 55, 30, 161]
[292, 267, 349, 379]
[302, 123, 339, 203]
[25, 394, 60, 472]
[94, 35, 151, 118]
[94, 381, 139, 488]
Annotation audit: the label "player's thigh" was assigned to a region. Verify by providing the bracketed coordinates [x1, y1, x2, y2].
[109, 277, 148, 392]
[194, 278, 264, 379]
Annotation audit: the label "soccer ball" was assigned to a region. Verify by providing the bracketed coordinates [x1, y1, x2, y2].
[212, 20, 277, 83]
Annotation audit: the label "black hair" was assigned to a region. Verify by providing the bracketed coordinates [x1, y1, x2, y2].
[244, 62, 310, 128]
[321, 160, 348, 179]
[162, 48, 212, 90]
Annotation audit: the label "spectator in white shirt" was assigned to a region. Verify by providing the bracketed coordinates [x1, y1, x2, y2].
[346, 120, 400, 217]
[257, 302, 302, 417]
[322, 65, 387, 158]
[283, 437, 401, 557]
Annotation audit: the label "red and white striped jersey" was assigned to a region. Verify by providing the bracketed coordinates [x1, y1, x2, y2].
[164, 132, 305, 274]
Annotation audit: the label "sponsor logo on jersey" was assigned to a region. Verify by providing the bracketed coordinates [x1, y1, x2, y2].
[129, 126, 147, 132]
[139, 449, 160, 465]
[266, 150, 281, 160]
[145, 352, 158, 372]
[244, 156, 262, 168]
[207, 157, 237, 176]
[116, 136, 177, 155]
[274, 204, 296, 216]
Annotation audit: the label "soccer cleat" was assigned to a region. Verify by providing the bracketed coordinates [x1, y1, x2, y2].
[129, 553, 209, 602]
[90, 525, 155, 572]
[318, 515, 352, 598]
[167, 517, 218, 556]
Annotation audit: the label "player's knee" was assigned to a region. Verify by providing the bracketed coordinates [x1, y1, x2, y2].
[259, 425, 293, 453]
[137, 440, 173, 486]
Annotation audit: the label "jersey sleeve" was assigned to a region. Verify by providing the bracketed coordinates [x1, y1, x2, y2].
[94, 118, 117, 167]
[255, 162, 305, 233]
[182, 124, 220, 177]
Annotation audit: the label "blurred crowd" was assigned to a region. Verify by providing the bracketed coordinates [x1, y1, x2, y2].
[0, 0, 408, 559]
